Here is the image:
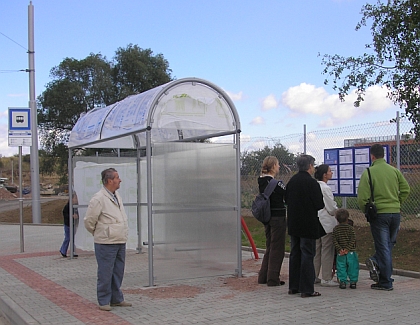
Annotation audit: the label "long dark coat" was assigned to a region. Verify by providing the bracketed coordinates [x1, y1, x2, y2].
[285, 171, 325, 239]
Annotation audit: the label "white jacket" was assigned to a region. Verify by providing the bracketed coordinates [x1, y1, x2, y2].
[317, 181, 338, 234]
[84, 187, 129, 244]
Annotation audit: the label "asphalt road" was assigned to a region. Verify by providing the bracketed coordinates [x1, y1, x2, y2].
[0, 196, 67, 213]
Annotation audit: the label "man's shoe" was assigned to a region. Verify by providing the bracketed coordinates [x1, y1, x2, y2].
[60, 252, 67, 258]
[314, 278, 321, 284]
[365, 258, 380, 282]
[339, 281, 346, 289]
[320, 279, 338, 287]
[350, 282, 357, 289]
[371, 283, 393, 291]
[99, 304, 112, 311]
[111, 301, 132, 307]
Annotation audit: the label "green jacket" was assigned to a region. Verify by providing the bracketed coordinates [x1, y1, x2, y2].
[357, 158, 410, 213]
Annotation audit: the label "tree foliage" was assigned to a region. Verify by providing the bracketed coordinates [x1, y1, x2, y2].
[241, 143, 296, 176]
[321, 0, 420, 135]
[36, 44, 173, 180]
[113, 44, 173, 100]
[38, 46, 172, 145]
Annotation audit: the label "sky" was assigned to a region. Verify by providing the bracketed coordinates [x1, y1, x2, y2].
[0, 0, 401, 157]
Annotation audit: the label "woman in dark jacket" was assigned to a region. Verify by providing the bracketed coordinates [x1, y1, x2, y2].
[257, 156, 287, 286]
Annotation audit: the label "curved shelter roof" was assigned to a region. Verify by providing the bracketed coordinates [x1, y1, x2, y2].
[68, 78, 241, 149]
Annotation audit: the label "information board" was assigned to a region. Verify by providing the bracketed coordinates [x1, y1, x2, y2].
[324, 145, 389, 196]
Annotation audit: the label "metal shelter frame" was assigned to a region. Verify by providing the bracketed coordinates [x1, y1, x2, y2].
[67, 78, 242, 286]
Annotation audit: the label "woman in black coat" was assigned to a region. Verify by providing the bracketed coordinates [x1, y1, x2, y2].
[257, 156, 287, 286]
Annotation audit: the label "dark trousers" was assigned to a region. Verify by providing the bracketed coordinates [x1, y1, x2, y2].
[289, 235, 316, 294]
[258, 216, 286, 285]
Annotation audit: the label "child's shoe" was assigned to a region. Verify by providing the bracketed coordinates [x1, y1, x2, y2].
[350, 282, 357, 289]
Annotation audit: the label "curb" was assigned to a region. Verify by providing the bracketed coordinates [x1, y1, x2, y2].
[0, 292, 37, 325]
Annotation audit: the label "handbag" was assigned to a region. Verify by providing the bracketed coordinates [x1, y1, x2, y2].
[364, 168, 378, 223]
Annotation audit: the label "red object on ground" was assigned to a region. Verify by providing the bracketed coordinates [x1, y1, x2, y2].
[241, 216, 259, 260]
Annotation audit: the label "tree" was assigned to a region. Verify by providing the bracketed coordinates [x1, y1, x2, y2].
[37, 45, 173, 181]
[241, 143, 296, 176]
[321, 0, 420, 135]
[112, 44, 173, 100]
[38, 47, 173, 145]
[38, 53, 114, 148]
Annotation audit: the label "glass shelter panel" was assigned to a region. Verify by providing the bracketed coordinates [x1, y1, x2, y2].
[152, 142, 238, 282]
[72, 157, 140, 252]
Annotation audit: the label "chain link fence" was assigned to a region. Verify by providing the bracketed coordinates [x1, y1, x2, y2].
[241, 117, 420, 230]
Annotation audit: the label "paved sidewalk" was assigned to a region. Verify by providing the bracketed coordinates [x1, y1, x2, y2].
[0, 224, 419, 325]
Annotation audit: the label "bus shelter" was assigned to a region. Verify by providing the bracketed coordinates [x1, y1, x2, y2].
[67, 78, 242, 286]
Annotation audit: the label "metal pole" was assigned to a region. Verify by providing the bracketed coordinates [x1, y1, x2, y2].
[68, 149, 74, 258]
[396, 111, 401, 170]
[235, 131, 242, 277]
[146, 129, 154, 287]
[19, 146, 24, 252]
[303, 124, 307, 154]
[136, 146, 142, 254]
[28, 1, 41, 223]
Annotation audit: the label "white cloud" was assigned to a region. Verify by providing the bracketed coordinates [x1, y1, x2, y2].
[225, 90, 243, 101]
[261, 94, 278, 111]
[307, 132, 316, 142]
[250, 116, 265, 125]
[0, 110, 8, 119]
[240, 134, 252, 142]
[281, 83, 395, 127]
[8, 93, 27, 98]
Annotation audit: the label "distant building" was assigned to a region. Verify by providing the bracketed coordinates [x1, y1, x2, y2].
[344, 134, 420, 172]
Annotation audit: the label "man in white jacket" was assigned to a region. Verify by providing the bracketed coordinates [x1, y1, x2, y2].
[84, 168, 131, 311]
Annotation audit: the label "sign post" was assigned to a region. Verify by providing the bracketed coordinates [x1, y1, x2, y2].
[8, 107, 32, 253]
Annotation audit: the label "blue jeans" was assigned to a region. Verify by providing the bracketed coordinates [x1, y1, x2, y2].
[94, 243, 126, 306]
[370, 213, 400, 289]
[289, 235, 316, 294]
[60, 225, 76, 255]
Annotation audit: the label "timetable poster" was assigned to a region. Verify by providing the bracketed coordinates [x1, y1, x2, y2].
[323, 145, 389, 196]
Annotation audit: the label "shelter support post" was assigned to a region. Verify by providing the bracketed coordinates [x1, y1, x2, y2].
[146, 128, 154, 286]
[136, 146, 142, 253]
[68, 149, 76, 259]
[235, 132, 242, 277]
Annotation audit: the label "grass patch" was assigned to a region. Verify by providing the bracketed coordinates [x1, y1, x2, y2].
[242, 216, 420, 272]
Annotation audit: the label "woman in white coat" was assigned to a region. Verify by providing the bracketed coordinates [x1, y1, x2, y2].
[313, 164, 338, 286]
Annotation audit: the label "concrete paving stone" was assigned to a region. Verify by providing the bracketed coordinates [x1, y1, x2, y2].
[1, 224, 420, 324]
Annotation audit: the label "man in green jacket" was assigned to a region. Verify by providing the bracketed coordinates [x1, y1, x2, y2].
[357, 144, 410, 291]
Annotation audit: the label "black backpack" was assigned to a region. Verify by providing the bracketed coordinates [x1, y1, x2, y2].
[251, 178, 278, 224]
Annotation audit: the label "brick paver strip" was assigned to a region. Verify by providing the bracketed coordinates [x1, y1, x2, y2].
[0, 252, 131, 325]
